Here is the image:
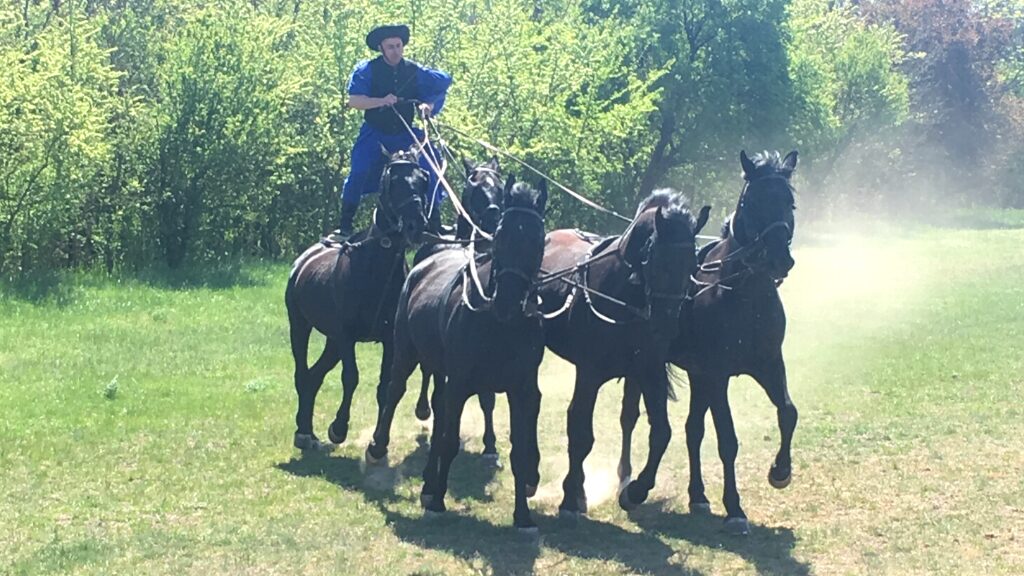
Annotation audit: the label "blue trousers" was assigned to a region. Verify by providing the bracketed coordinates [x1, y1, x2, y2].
[341, 123, 446, 215]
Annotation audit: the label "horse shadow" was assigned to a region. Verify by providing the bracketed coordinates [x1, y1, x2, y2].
[627, 500, 811, 576]
[277, 444, 806, 575]
[274, 431, 501, 504]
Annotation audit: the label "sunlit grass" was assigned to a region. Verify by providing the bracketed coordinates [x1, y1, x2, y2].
[1, 224, 1022, 575]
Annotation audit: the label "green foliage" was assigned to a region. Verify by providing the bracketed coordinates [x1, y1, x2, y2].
[0, 9, 120, 274]
[787, 0, 909, 153]
[1, 0, 1019, 275]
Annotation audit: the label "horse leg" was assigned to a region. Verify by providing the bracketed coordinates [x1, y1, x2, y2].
[367, 335, 417, 462]
[685, 372, 712, 513]
[617, 376, 643, 484]
[374, 337, 395, 419]
[619, 369, 672, 511]
[478, 391, 499, 460]
[423, 384, 469, 514]
[752, 357, 798, 489]
[707, 374, 749, 535]
[415, 367, 432, 421]
[291, 312, 339, 448]
[326, 339, 357, 444]
[559, 371, 600, 517]
[508, 382, 541, 531]
[421, 373, 446, 499]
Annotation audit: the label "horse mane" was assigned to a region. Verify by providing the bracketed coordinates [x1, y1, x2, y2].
[506, 181, 542, 209]
[744, 151, 795, 181]
[634, 188, 697, 244]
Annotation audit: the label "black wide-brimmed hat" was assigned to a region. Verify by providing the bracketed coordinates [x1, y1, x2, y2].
[366, 24, 410, 51]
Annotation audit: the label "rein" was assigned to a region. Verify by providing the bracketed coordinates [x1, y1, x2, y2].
[460, 207, 545, 313]
[392, 109, 495, 242]
[690, 176, 794, 298]
[431, 119, 634, 224]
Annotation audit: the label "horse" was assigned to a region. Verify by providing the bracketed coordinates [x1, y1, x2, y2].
[285, 148, 428, 451]
[368, 177, 549, 531]
[536, 191, 710, 517]
[411, 157, 506, 463]
[617, 150, 799, 535]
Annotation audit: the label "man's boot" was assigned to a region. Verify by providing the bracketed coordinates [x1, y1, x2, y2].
[327, 200, 359, 243]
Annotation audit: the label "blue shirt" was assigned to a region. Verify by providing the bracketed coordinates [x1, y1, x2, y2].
[347, 58, 452, 117]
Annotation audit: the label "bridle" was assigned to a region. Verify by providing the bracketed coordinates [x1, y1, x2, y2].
[373, 158, 427, 240]
[461, 206, 545, 313]
[690, 174, 795, 298]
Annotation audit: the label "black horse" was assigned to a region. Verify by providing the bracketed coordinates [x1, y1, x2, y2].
[537, 191, 710, 517]
[618, 150, 799, 535]
[368, 178, 549, 530]
[411, 157, 506, 462]
[285, 148, 428, 450]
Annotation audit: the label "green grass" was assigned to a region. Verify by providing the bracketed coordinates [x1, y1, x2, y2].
[1, 224, 1023, 575]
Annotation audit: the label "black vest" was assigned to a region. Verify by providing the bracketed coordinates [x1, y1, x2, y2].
[364, 56, 419, 135]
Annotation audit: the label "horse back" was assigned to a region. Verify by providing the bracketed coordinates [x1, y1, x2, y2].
[400, 249, 468, 375]
[287, 243, 345, 336]
[538, 230, 658, 376]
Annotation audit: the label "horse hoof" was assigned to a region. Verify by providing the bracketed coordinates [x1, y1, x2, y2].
[689, 501, 712, 515]
[577, 495, 588, 515]
[619, 481, 648, 512]
[618, 485, 640, 512]
[420, 493, 434, 509]
[293, 433, 320, 451]
[327, 422, 348, 445]
[424, 508, 443, 518]
[365, 444, 388, 465]
[415, 404, 431, 421]
[558, 508, 581, 522]
[768, 465, 792, 489]
[525, 484, 538, 498]
[724, 517, 750, 536]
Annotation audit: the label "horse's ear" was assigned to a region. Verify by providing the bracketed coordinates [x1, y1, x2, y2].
[462, 156, 475, 176]
[740, 150, 755, 179]
[486, 155, 500, 171]
[536, 179, 548, 215]
[695, 205, 711, 235]
[503, 173, 516, 195]
[782, 150, 798, 173]
[380, 144, 391, 159]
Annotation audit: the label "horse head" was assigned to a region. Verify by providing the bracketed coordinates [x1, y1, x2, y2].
[458, 156, 505, 239]
[490, 175, 548, 324]
[732, 150, 798, 280]
[375, 147, 428, 245]
[620, 190, 711, 340]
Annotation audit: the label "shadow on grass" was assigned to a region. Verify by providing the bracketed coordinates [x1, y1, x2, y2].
[276, 443, 805, 574]
[0, 268, 76, 305]
[0, 259, 276, 305]
[275, 432, 501, 503]
[130, 260, 266, 291]
[628, 500, 811, 576]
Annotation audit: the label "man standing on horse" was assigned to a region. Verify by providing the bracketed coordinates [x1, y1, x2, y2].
[330, 23, 453, 242]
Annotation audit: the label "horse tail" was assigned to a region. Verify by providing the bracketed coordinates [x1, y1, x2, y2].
[665, 363, 687, 402]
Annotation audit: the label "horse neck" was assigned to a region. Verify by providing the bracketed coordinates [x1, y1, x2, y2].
[585, 234, 642, 300]
[455, 215, 472, 241]
[700, 226, 775, 296]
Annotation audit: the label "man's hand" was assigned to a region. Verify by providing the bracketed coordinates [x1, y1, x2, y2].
[418, 102, 434, 118]
[379, 93, 399, 107]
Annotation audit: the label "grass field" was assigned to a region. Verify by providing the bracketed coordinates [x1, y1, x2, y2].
[2, 218, 1023, 575]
